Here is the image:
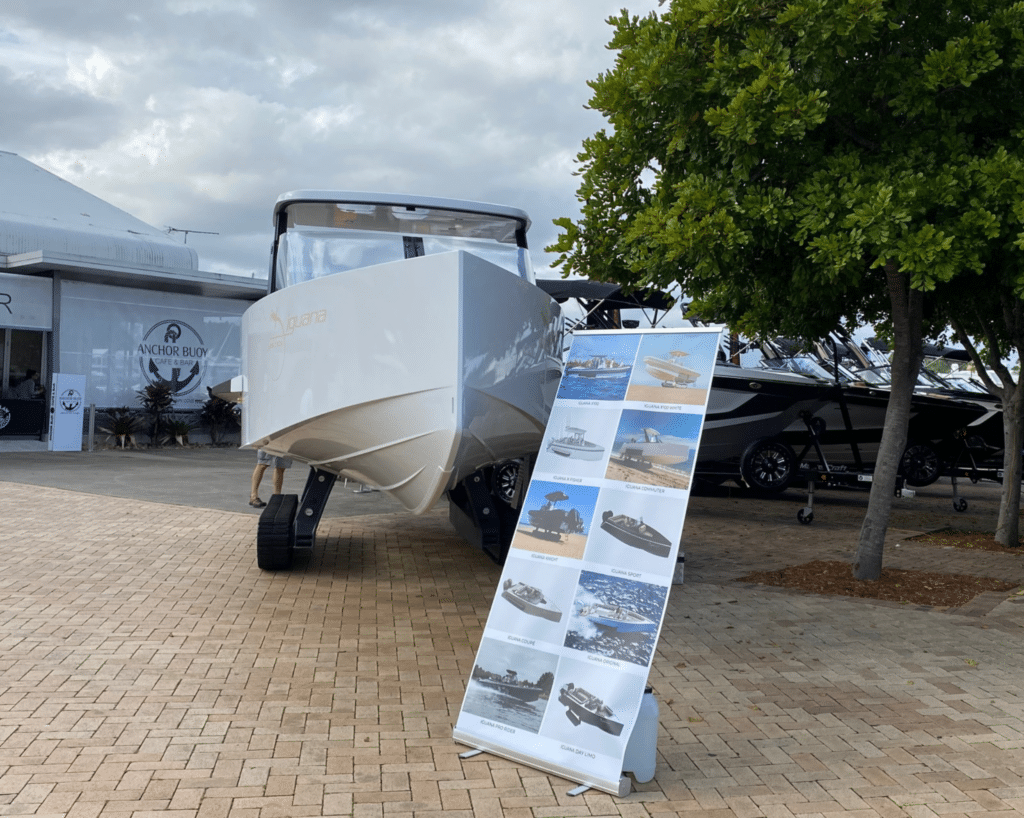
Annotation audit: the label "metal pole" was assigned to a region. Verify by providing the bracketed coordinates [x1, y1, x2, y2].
[88, 404, 96, 452]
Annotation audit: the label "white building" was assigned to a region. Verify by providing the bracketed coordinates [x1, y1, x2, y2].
[0, 150, 265, 440]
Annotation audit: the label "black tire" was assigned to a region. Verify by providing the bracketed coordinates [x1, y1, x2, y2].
[492, 460, 520, 505]
[953, 498, 968, 513]
[797, 508, 813, 525]
[740, 437, 797, 493]
[899, 441, 941, 487]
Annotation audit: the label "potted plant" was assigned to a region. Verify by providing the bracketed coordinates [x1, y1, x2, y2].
[199, 387, 241, 445]
[136, 381, 175, 446]
[163, 416, 195, 447]
[98, 407, 144, 449]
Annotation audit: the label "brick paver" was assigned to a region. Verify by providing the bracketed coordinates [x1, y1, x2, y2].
[0, 477, 1022, 816]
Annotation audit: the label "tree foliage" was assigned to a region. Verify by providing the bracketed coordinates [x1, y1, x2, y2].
[553, 0, 1024, 327]
[551, 0, 1024, 576]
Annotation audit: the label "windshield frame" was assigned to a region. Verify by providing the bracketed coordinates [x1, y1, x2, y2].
[270, 192, 533, 292]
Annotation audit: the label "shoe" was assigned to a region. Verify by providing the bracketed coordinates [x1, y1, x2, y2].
[249, 498, 267, 508]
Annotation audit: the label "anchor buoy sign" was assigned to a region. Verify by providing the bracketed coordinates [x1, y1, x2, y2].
[48, 374, 87, 451]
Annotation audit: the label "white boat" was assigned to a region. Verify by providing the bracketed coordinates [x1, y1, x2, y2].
[546, 422, 605, 460]
[558, 683, 624, 736]
[564, 355, 631, 378]
[643, 350, 700, 387]
[235, 192, 563, 568]
[579, 603, 657, 634]
[618, 428, 690, 465]
[501, 579, 562, 622]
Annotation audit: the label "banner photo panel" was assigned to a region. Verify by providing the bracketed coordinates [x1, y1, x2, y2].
[454, 327, 722, 796]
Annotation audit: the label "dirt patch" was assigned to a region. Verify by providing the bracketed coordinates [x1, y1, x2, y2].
[904, 528, 1024, 554]
[737, 559, 1020, 608]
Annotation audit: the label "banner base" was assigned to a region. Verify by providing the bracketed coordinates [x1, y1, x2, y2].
[453, 732, 631, 797]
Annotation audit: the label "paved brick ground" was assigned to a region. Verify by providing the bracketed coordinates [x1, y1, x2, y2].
[1, 476, 1023, 817]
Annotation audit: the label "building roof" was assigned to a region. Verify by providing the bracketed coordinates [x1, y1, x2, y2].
[0, 151, 264, 300]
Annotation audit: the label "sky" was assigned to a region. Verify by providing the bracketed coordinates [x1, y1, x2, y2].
[0, 1, 661, 281]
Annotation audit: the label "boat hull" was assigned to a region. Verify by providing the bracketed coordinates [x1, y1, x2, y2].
[476, 678, 544, 702]
[581, 604, 656, 633]
[240, 251, 562, 514]
[547, 440, 605, 460]
[698, 365, 833, 466]
[600, 512, 671, 557]
[558, 684, 624, 736]
[502, 582, 563, 622]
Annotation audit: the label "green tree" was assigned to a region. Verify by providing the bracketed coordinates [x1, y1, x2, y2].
[941, 246, 1024, 547]
[550, 0, 1024, 579]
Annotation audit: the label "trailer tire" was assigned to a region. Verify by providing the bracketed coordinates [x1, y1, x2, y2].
[740, 437, 797, 494]
[899, 441, 941, 487]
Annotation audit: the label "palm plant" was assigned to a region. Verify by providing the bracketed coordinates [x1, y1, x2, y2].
[136, 381, 175, 446]
[163, 416, 195, 447]
[98, 407, 145, 448]
[199, 388, 241, 445]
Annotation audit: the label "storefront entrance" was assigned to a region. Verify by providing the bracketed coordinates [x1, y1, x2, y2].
[0, 328, 48, 437]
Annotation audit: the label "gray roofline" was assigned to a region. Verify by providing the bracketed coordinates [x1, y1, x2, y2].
[2, 251, 268, 301]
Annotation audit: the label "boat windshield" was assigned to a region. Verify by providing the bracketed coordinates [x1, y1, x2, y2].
[274, 200, 533, 289]
[759, 355, 833, 382]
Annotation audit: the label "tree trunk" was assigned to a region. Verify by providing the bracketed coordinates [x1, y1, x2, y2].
[996, 379, 1024, 547]
[853, 264, 924, 580]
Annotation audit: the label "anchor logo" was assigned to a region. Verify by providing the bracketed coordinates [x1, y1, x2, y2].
[60, 389, 82, 412]
[138, 319, 209, 398]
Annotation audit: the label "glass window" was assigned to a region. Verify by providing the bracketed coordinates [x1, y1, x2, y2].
[275, 201, 531, 289]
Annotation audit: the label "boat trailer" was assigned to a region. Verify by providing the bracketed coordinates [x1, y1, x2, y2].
[256, 467, 338, 570]
[255, 461, 524, 570]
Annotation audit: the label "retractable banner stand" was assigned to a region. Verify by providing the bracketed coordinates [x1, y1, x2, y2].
[48, 374, 87, 452]
[454, 327, 722, 796]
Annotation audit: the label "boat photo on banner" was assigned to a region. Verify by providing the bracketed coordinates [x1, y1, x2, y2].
[454, 327, 722, 796]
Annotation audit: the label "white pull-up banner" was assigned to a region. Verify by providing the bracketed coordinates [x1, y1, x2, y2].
[454, 328, 721, 796]
[48, 374, 86, 452]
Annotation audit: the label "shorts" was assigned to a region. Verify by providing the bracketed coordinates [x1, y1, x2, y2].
[257, 449, 293, 469]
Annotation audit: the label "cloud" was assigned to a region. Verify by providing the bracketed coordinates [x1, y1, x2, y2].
[1, 1, 652, 276]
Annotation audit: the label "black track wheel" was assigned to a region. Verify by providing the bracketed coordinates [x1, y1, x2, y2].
[740, 437, 797, 494]
[257, 494, 298, 570]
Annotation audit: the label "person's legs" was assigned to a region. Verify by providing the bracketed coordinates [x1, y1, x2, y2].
[272, 467, 286, 495]
[250, 463, 269, 506]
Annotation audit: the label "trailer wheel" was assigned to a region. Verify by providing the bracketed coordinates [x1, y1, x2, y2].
[492, 460, 520, 505]
[953, 498, 968, 513]
[797, 508, 814, 525]
[740, 437, 797, 494]
[899, 442, 940, 487]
